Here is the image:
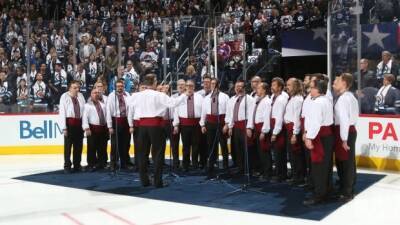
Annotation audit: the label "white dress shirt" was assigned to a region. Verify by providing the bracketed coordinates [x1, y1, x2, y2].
[305, 95, 334, 139]
[270, 92, 289, 135]
[284, 95, 304, 135]
[127, 93, 138, 128]
[82, 100, 107, 129]
[334, 91, 359, 141]
[301, 94, 311, 119]
[246, 96, 272, 134]
[228, 94, 255, 128]
[199, 91, 229, 126]
[106, 91, 130, 128]
[196, 89, 212, 98]
[59, 92, 86, 130]
[173, 93, 204, 126]
[131, 89, 187, 122]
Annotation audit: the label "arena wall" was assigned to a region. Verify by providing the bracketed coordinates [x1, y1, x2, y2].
[0, 113, 399, 171]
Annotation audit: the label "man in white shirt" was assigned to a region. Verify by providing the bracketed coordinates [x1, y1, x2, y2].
[228, 80, 255, 175]
[284, 78, 305, 185]
[82, 89, 108, 171]
[270, 77, 289, 182]
[200, 78, 230, 177]
[131, 74, 188, 188]
[173, 80, 204, 171]
[59, 80, 86, 173]
[106, 79, 132, 170]
[196, 76, 212, 169]
[169, 79, 186, 169]
[333, 73, 359, 202]
[303, 78, 334, 206]
[246, 82, 272, 180]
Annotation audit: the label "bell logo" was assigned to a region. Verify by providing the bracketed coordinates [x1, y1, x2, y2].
[20, 120, 62, 139]
[369, 122, 398, 141]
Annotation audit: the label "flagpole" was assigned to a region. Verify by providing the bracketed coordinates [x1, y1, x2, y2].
[327, 1, 332, 86]
[355, 0, 362, 112]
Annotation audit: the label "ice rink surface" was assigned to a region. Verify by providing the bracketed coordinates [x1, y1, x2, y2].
[0, 155, 399, 225]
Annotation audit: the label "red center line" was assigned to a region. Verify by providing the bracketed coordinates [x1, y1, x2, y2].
[98, 208, 136, 225]
[151, 216, 202, 225]
[61, 213, 85, 225]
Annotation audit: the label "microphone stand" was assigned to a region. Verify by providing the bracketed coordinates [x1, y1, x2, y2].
[209, 38, 265, 200]
[163, 81, 182, 183]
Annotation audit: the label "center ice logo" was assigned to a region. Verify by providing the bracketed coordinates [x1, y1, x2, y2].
[19, 120, 63, 139]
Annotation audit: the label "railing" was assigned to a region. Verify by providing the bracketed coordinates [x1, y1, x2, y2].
[176, 48, 189, 74]
[161, 72, 172, 85]
[192, 31, 203, 51]
[369, 6, 376, 24]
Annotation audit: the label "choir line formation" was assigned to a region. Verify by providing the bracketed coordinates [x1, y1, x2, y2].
[60, 72, 358, 206]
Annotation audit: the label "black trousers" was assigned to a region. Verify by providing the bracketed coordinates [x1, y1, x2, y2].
[312, 135, 334, 199]
[133, 126, 140, 166]
[206, 122, 229, 173]
[336, 132, 357, 196]
[232, 127, 246, 173]
[110, 122, 131, 167]
[257, 134, 273, 177]
[137, 125, 166, 187]
[272, 131, 288, 180]
[180, 125, 201, 169]
[64, 125, 83, 169]
[287, 135, 306, 182]
[87, 130, 108, 168]
[199, 132, 208, 168]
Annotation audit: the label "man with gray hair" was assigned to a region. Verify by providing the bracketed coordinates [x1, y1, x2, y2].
[376, 51, 399, 86]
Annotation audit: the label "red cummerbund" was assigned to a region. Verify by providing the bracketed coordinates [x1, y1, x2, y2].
[285, 122, 294, 134]
[300, 117, 305, 132]
[133, 119, 140, 127]
[319, 125, 333, 137]
[89, 124, 107, 133]
[162, 119, 172, 126]
[112, 117, 128, 127]
[254, 122, 263, 133]
[206, 114, 225, 124]
[179, 117, 200, 126]
[139, 117, 163, 127]
[334, 125, 357, 161]
[66, 118, 82, 127]
[233, 120, 247, 130]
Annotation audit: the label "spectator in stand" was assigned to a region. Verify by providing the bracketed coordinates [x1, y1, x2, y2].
[31, 72, 50, 106]
[16, 78, 29, 105]
[376, 51, 399, 87]
[375, 74, 400, 113]
[353, 59, 378, 90]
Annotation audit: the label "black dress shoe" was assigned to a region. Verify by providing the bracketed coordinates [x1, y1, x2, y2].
[64, 168, 72, 174]
[303, 197, 324, 206]
[72, 166, 83, 173]
[154, 181, 169, 188]
[86, 166, 96, 172]
[337, 194, 353, 203]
